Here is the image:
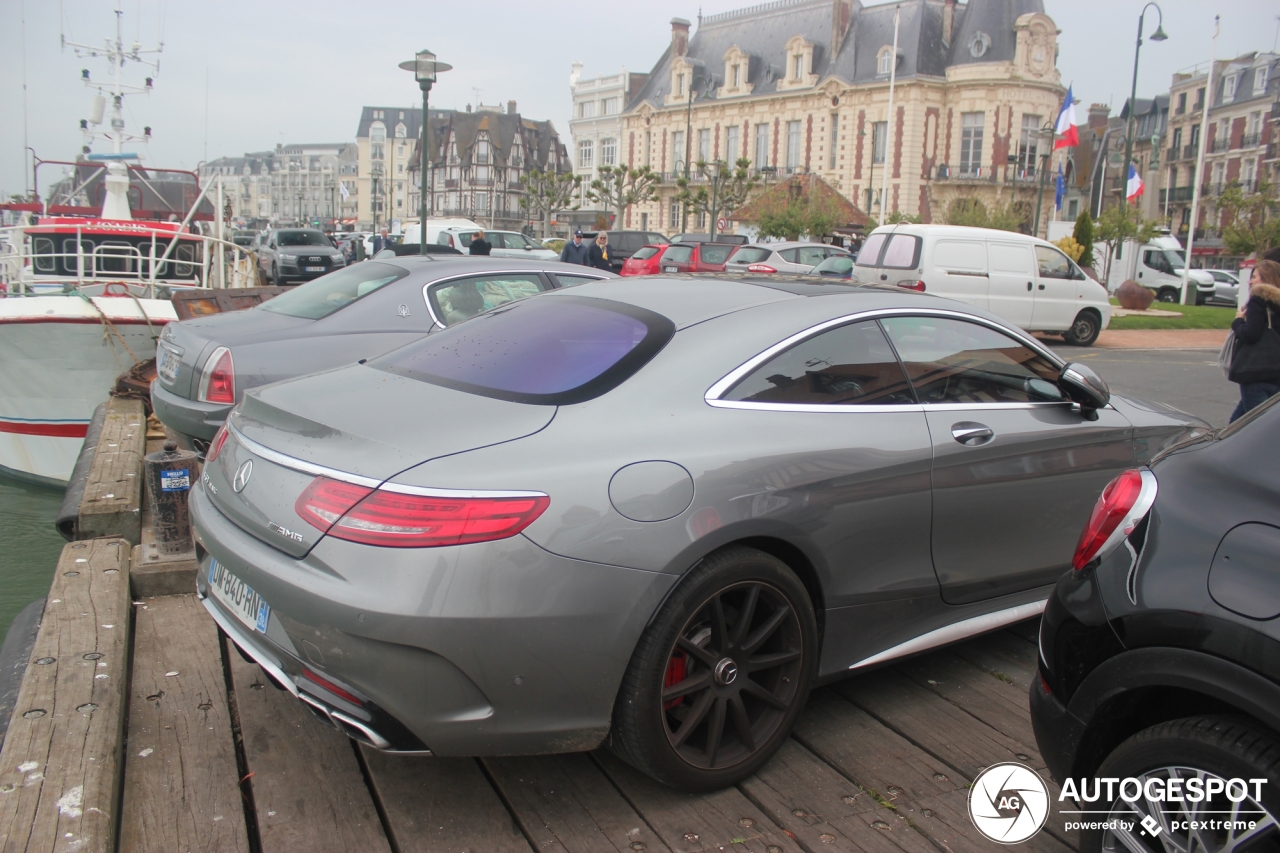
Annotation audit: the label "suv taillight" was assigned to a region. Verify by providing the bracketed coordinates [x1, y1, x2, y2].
[294, 477, 550, 548]
[197, 347, 235, 404]
[1072, 469, 1158, 570]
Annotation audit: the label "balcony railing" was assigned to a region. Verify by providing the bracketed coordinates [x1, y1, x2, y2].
[1202, 182, 1223, 197]
[1209, 139, 1229, 154]
[1266, 142, 1279, 161]
[935, 164, 994, 181]
[1183, 144, 1198, 159]
[1241, 132, 1262, 148]
[1006, 167, 1039, 183]
[1159, 186, 1195, 203]
[1167, 146, 1183, 161]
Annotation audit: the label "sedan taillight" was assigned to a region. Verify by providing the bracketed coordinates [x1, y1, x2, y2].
[294, 477, 550, 548]
[747, 264, 777, 273]
[207, 424, 230, 462]
[1072, 469, 1157, 571]
[197, 347, 235, 404]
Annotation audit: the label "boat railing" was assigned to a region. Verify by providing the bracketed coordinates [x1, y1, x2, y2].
[0, 223, 259, 298]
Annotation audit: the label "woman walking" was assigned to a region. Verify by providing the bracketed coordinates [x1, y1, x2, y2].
[1228, 259, 1280, 422]
[588, 232, 613, 271]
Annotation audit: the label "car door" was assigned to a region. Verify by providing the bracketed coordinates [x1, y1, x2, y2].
[880, 314, 1132, 605]
[932, 238, 992, 311]
[985, 240, 1033, 325]
[1032, 244, 1080, 329]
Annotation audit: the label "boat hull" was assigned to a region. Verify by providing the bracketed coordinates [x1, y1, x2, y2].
[0, 296, 174, 485]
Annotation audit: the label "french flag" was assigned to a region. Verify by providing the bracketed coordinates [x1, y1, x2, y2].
[1053, 86, 1079, 150]
[1126, 163, 1145, 202]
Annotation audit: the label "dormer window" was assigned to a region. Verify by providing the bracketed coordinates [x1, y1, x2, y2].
[794, 54, 804, 79]
[778, 36, 816, 91]
[733, 64, 739, 87]
[678, 74, 685, 96]
[720, 46, 753, 97]
[1224, 74, 1237, 102]
[878, 49, 893, 75]
[1255, 66, 1269, 96]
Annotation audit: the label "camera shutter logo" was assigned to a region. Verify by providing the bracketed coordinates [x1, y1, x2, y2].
[232, 460, 254, 493]
[968, 762, 1050, 844]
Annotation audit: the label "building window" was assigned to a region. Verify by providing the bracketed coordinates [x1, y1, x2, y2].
[871, 121, 887, 164]
[829, 114, 839, 169]
[726, 125, 740, 162]
[732, 64, 740, 88]
[578, 101, 596, 119]
[677, 73, 685, 97]
[1244, 159, 1256, 187]
[1176, 92, 1187, 114]
[1248, 111, 1262, 138]
[1068, 198, 1078, 219]
[1223, 74, 1237, 102]
[878, 49, 892, 75]
[602, 98, 618, 115]
[370, 122, 386, 144]
[697, 129, 710, 162]
[1255, 66, 1269, 96]
[1171, 127, 1182, 151]
[395, 123, 406, 138]
[754, 123, 770, 168]
[785, 120, 801, 171]
[476, 193, 488, 213]
[476, 139, 490, 164]
[960, 112, 984, 175]
[371, 144, 384, 161]
[1018, 114, 1042, 174]
[1189, 124, 1200, 149]
[794, 54, 804, 79]
[579, 140, 594, 169]
[640, 212, 648, 230]
[673, 131, 685, 171]
[397, 163, 403, 174]
[670, 199, 679, 225]
[601, 137, 617, 166]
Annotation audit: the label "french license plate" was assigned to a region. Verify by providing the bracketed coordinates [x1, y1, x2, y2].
[663, 266, 678, 272]
[304, 266, 325, 272]
[207, 559, 270, 633]
[157, 344, 180, 383]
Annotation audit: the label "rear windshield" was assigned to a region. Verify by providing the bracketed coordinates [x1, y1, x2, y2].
[856, 233, 922, 269]
[373, 295, 675, 405]
[277, 230, 330, 247]
[260, 262, 408, 320]
[632, 246, 659, 261]
[700, 245, 734, 264]
[731, 247, 772, 264]
[663, 246, 693, 264]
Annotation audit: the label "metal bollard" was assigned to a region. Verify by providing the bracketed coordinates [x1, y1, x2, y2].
[144, 440, 199, 555]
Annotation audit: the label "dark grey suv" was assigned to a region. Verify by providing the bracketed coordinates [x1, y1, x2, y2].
[257, 228, 345, 285]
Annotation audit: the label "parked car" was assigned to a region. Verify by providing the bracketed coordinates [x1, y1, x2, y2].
[190, 274, 1202, 791]
[655, 242, 738, 273]
[434, 228, 559, 260]
[619, 244, 667, 277]
[580, 230, 671, 273]
[671, 233, 750, 245]
[1032, 394, 1278, 853]
[809, 254, 855, 279]
[230, 230, 256, 248]
[856, 224, 1112, 346]
[542, 237, 566, 254]
[724, 241, 849, 275]
[1205, 269, 1242, 306]
[152, 258, 613, 452]
[256, 229, 346, 285]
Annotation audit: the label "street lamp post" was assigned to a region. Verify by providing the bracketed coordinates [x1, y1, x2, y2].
[706, 160, 722, 240]
[371, 163, 383, 232]
[1120, 2, 1167, 258]
[400, 50, 452, 255]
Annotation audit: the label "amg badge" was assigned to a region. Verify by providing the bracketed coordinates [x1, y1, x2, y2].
[268, 522, 304, 543]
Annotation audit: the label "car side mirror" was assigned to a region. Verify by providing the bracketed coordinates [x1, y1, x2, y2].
[1059, 361, 1109, 417]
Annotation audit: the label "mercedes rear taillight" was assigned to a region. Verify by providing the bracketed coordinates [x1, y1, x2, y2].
[294, 477, 550, 548]
[207, 423, 230, 462]
[197, 347, 235, 404]
[1072, 469, 1158, 571]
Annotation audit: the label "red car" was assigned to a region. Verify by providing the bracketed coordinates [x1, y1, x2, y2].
[656, 242, 739, 273]
[619, 244, 666, 276]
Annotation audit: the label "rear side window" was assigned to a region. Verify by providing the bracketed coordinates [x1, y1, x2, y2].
[856, 233, 921, 269]
[664, 246, 693, 264]
[700, 245, 733, 264]
[856, 234, 887, 266]
[732, 247, 772, 264]
[426, 273, 548, 326]
[373, 295, 676, 405]
[632, 246, 659, 261]
[260, 263, 408, 320]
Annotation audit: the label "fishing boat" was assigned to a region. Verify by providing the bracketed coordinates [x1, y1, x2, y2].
[0, 7, 249, 487]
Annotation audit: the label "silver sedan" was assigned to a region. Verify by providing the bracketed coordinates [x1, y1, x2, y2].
[192, 275, 1204, 791]
[724, 241, 850, 274]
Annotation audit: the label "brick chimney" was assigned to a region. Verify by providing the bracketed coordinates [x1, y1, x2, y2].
[508, 100, 517, 115]
[670, 18, 690, 58]
[832, 0, 855, 54]
[1088, 103, 1110, 131]
[942, 0, 957, 47]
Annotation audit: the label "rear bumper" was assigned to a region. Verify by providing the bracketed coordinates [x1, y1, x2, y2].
[151, 379, 230, 445]
[190, 480, 676, 757]
[1029, 667, 1087, 784]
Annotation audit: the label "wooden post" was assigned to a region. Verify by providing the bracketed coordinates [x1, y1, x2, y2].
[76, 397, 147, 546]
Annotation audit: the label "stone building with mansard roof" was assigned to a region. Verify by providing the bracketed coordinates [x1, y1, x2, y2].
[620, 0, 1066, 236]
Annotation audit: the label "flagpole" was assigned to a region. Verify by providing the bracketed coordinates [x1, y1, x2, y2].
[1181, 15, 1217, 306]
[879, 4, 900, 218]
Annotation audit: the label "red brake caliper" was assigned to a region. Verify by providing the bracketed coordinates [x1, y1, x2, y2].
[663, 652, 687, 710]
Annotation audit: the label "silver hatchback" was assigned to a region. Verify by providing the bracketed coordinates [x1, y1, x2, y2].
[724, 241, 849, 274]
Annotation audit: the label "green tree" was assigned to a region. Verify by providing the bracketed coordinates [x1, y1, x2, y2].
[1072, 209, 1095, 269]
[942, 198, 1025, 232]
[1094, 204, 1159, 285]
[1218, 179, 1280, 257]
[755, 190, 846, 241]
[675, 159, 761, 238]
[585, 164, 660, 228]
[866, 210, 922, 229]
[519, 168, 582, 238]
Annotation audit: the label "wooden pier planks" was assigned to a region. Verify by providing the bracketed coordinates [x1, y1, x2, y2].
[118, 595, 249, 853]
[0, 538, 131, 853]
[76, 398, 147, 546]
[360, 749, 532, 853]
[226, 645, 390, 853]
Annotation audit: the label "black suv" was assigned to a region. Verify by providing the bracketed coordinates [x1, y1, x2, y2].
[258, 228, 346, 285]
[1032, 394, 1280, 852]
[581, 230, 669, 273]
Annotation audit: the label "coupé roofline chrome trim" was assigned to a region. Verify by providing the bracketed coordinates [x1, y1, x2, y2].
[848, 599, 1047, 670]
[705, 307, 1067, 406]
[226, 418, 548, 499]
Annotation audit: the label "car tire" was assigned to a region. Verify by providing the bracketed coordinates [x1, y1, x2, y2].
[1081, 716, 1280, 853]
[1062, 310, 1102, 347]
[1156, 287, 1180, 303]
[609, 545, 817, 791]
[272, 264, 285, 286]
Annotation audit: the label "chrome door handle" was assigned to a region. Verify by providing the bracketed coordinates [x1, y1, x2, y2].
[951, 422, 994, 446]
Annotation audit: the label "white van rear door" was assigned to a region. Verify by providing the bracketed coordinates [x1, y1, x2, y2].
[986, 241, 1035, 326]
[931, 239, 989, 309]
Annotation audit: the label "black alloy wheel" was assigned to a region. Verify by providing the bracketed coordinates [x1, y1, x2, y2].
[610, 546, 817, 790]
[1063, 310, 1102, 347]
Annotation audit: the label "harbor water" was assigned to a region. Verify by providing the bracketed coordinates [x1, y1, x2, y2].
[0, 474, 65, 640]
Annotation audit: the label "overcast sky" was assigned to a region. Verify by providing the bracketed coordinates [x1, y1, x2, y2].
[2, 0, 1278, 197]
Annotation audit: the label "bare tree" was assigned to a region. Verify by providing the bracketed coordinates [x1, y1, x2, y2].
[585, 164, 660, 228]
[519, 168, 582, 238]
[675, 159, 760, 238]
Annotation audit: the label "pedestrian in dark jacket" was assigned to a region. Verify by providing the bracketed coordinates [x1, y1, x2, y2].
[588, 232, 613, 271]
[560, 230, 591, 265]
[469, 230, 492, 256]
[371, 228, 393, 254]
[1228, 259, 1280, 422]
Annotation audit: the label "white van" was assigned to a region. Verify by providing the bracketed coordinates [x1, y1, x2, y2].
[1106, 235, 1216, 304]
[399, 218, 484, 247]
[855, 224, 1112, 346]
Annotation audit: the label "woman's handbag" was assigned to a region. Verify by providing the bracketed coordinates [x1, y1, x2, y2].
[1228, 309, 1280, 384]
[1219, 332, 1237, 379]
